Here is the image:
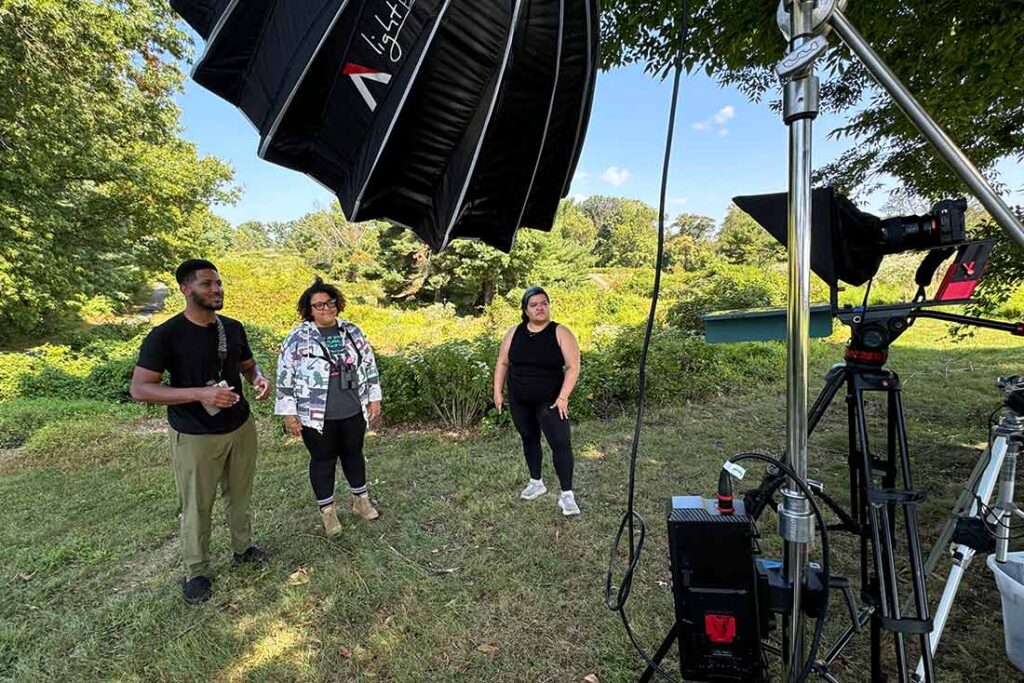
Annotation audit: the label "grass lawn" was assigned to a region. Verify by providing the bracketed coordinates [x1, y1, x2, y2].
[1, 320, 1021, 682]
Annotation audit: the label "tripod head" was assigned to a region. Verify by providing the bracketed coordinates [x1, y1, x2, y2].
[999, 376, 1024, 415]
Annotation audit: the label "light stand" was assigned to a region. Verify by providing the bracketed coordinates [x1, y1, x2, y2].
[775, 1, 1024, 680]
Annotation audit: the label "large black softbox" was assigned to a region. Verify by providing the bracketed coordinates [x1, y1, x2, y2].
[171, 0, 599, 252]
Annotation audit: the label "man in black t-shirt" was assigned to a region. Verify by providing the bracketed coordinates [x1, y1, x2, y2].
[131, 259, 272, 605]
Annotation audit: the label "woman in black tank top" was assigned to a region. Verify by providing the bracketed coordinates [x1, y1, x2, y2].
[493, 287, 582, 516]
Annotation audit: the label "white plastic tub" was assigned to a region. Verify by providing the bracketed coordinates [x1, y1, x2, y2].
[987, 552, 1024, 671]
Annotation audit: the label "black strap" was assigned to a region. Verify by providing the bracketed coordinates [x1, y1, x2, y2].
[307, 324, 363, 370]
[868, 488, 927, 506]
[879, 615, 934, 634]
[340, 324, 364, 366]
[214, 316, 227, 381]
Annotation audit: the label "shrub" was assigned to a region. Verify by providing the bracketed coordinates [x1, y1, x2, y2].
[376, 354, 430, 425]
[0, 398, 146, 449]
[666, 263, 787, 333]
[592, 324, 785, 408]
[402, 338, 495, 429]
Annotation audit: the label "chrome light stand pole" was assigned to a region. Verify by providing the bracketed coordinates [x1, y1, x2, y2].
[774, 0, 1024, 680]
[776, 1, 826, 678]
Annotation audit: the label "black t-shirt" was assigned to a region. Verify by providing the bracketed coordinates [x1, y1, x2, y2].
[317, 325, 362, 420]
[137, 312, 253, 435]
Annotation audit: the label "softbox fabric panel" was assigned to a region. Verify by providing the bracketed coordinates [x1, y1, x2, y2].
[172, 0, 600, 253]
[446, 0, 562, 251]
[520, 0, 599, 231]
[170, 0, 234, 40]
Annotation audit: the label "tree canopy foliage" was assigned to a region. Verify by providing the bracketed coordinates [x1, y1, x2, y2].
[0, 0, 234, 338]
[599, 0, 1024, 305]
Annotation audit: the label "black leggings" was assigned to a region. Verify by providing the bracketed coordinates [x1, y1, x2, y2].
[509, 397, 574, 491]
[301, 414, 367, 506]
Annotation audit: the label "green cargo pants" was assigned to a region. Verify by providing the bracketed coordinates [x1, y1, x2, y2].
[170, 416, 257, 578]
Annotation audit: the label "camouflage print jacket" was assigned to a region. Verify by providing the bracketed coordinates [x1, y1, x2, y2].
[274, 319, 382, 432]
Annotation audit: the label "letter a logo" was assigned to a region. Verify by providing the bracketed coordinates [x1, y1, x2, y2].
[343, 63, 391, 112]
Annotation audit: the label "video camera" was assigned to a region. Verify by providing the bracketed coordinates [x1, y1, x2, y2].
[733, 188, 970, 289]
[665, 192, 1022, 683]
[703, 189, 1004, 355]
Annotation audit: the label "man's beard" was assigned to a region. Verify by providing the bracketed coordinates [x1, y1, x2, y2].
[190, 292, 224, 311]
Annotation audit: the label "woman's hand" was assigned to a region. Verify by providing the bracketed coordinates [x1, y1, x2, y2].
[493, 391, 504, 414]
[368, 400, 382, 427]
[283, 414, 302, 438]
[551, 396, 569, 420]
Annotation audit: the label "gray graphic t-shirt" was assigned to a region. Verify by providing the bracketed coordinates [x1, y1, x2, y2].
[317, 326, 362, 420]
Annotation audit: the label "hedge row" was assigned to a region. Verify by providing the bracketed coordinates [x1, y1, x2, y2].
[0, 323, 783, 431]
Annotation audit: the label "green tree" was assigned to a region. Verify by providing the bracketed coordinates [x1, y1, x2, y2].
[515, 201, 599, 286]
[581, 196, 658, 267]
[0, 0, 234, 338]
[371, 223, 434, 300]
[554, 199, 599, 248]
[717, 204, 785, 266]
[233, 221, 277, 251]
[281, 203, 382, 280]
[601, 2, 1024, 198]
[370, 201, 593, 310]
[427, 240, 529, 309]
[671, 212, 716, 242]
[601, 1, 1024, 302]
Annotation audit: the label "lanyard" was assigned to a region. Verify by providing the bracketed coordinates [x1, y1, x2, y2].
[306, 325, 362, 370]
[213, 316, 227, 381]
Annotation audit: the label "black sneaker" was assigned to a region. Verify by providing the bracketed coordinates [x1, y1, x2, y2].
[182, 575, 212, 605]
[233, 545, 270, 566]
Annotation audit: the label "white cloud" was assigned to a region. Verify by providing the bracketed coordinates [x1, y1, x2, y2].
[668, 196, 688, 205]
[574, 170, 589, 181]
[571, 192, 589, 203]
[601, 166, 631, 186]
[692, 105, 736, 136]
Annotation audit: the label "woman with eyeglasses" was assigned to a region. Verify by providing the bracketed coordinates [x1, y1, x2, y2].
[493, 286, 582, 516]
[275, 278, 383, 536]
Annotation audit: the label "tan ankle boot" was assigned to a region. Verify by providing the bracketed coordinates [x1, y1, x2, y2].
[320, 504, 342, 537]
[351, 493, 380, 520]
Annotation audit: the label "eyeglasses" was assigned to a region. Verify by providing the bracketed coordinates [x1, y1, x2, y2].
[311, 299, 338, 311]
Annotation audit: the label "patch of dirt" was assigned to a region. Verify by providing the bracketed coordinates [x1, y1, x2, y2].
[0, 448, 23, 465]
[114, 534, 180, 595]
[133, 418, 168, 435]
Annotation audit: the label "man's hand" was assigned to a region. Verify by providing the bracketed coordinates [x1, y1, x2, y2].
[196, 385, 239, 409]
[251, 375, 272, 400]
[368, 400, 382, 427]
[493, 391, 504, 414]
[283, 415, 302, 438]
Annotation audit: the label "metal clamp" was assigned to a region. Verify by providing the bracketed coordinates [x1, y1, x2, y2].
[778, 487, 816, 543]
[776, 34, 829, 81]
[777, 0, 845, 41]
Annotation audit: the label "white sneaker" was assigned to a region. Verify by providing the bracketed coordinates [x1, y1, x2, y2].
[520, 480, 547, 500]
[558, 490, 581, 516]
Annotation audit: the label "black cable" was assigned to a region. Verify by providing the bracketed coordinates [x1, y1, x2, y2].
[974, 495, 1024, 538]
[729, 452, 831, 683]
[861, 278, 874, 311]
[602, 4, 688, 681]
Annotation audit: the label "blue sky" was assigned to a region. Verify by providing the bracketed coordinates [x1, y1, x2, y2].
[176, 62, 1024, 228]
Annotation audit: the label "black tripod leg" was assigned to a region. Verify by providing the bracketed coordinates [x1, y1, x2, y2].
[892, 389, 936, 682]
[809, 364, 847, 435]
[881, 391, 910, 680]
[638, 623, 678, 683]
[852, 384, 906, 682]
